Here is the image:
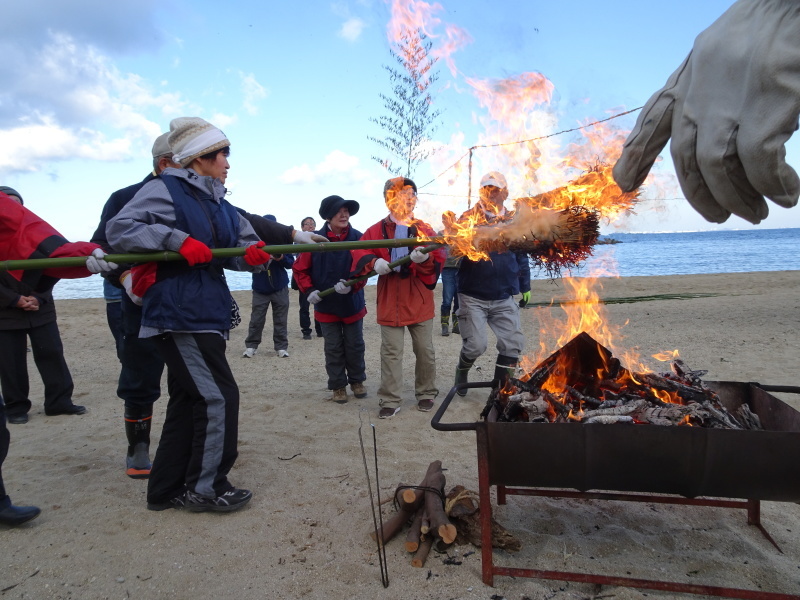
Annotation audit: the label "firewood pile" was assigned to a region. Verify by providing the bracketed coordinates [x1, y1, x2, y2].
[370, 461, 520, 568]
[483, 332, 762, 430]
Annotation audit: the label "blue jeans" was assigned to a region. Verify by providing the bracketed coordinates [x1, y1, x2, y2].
[320, 319, 366, 390]
[440, 268, 459, 315]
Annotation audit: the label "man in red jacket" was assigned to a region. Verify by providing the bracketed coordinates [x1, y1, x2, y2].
[351, 177, 445, 418]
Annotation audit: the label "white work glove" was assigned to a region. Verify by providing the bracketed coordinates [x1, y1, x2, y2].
[613, 0, 800, 224]
[334, 279, 351, 294]
[409, 247, 429, 264]
[307, 290, 322, 304]
[373, 258, 392, 275]
[293, 230, 328, 244]
[85, 248, 118, 274]
[119, 270, 143, 306]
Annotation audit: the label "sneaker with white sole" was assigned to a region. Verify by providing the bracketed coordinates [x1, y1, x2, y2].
[147, 491, 187, 511]
[242, 348, 257, 358]
[185, 488, 252, 513]
[277, 349, 289, 358]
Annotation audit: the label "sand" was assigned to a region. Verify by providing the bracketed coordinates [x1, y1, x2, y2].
[3, 270, 800, 599]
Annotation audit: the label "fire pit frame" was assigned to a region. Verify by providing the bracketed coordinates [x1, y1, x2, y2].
[431, 380, 800, 600]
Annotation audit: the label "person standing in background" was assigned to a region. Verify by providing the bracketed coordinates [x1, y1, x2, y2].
[242, 215, 293, 359]
[0, 187, 115, 424]
[439, 242, 461, 336]
[292, 216, 323, 340]
[293, 196, 367, 404]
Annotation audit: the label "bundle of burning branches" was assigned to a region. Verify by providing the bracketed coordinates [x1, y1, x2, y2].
[482, 332, 762, 430]
[370, 461, 519, 569]
[441, 165, 639, 276]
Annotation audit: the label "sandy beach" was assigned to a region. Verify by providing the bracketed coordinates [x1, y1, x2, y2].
[3, 270, 800, 599]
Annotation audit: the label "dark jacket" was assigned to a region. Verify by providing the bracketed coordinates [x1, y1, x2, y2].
[457, 251, 531, 301]
[309, 223, 365, 319]
[251, 254, 293, 295]
[91, 173, 156, 288]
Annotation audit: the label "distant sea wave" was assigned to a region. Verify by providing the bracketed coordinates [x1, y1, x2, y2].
[52, 228, 800, 299]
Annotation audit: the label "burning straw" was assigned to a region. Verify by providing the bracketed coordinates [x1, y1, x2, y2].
[441, 165, 639, 276]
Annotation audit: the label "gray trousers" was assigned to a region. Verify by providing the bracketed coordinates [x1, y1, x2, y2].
[244, 288, 289, 351]
[456, 294, 524, 360]
[377, 319, 438, 408]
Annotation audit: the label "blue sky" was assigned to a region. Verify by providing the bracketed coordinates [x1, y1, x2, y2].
[3, 0, 796, 242]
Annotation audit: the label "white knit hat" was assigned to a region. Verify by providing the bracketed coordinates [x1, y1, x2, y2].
[168, 117, 230, 167]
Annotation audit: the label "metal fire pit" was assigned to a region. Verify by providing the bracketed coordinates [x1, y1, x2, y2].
[431, 380, 800, 600]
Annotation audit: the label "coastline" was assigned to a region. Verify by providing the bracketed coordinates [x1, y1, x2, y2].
[4, 270, 800, 599]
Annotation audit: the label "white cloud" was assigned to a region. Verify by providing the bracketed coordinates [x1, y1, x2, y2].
[279, 150, 372, 185]
[339, 18, 367, 42]
[240, 72, 269, 116]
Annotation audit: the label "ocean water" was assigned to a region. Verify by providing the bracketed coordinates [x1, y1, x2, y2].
[51, 228, 800, 299]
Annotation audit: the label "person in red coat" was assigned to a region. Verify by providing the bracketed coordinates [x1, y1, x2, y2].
[0, 188, 115, 526]
[351, 177, 445, 418]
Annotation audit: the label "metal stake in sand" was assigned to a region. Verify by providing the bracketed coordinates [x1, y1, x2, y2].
[359, 412, 389, 587]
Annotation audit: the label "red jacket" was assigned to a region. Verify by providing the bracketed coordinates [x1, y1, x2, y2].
[351, 216, 444, 327]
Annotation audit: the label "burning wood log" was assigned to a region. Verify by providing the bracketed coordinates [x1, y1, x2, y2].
[484, 332, 762, 430]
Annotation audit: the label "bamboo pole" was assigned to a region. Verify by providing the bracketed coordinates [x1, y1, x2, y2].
[0, 238, 443, 272]
[317, 243, 443, 298]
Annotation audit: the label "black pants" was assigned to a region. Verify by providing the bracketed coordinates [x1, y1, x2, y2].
[0, 321, 74, 417]
[320, 319, 366, 390]
[146, 332, 240, 504]
[298, 291, 322, 336]
[117, 296, 164, 412]
[0, 396, 9, 501]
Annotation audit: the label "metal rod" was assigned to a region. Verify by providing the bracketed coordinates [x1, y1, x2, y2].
[0, 238, 443, 272]
[358, 413, 388, 587]
[317, 243, 444, 298]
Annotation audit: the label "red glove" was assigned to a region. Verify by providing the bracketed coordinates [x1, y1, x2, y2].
[179, 237, 212, 266]
[244, 241, 271, 266]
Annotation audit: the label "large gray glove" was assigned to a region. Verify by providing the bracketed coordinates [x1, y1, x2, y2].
[293, 230, 328, 244]
[85, 248, 119, 274]
[409, 247, 429, 264]
[307, 290, 322, 304]
[373, 258, 392, 275]
[334, 279, 351, 294]
[613, 0, 800, 224]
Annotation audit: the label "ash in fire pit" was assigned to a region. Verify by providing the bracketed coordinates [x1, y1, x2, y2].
[483, 332, 762, 430]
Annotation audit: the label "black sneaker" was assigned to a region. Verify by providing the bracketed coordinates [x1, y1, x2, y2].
[147, 491, 187, 511]
[185, 488, 252, 513]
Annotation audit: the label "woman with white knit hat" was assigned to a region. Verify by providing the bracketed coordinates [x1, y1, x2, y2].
[106, 117, 273, 513]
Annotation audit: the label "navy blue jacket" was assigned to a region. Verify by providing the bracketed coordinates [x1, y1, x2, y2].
[457, 251, 531, 301]
[311, 223, 365, 318]
[251, 254, 293, 294]
[143, 174, 240, 331]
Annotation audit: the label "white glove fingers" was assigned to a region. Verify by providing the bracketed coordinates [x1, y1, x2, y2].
[613, 57, 689, 193]
[738, 125, 800, 209]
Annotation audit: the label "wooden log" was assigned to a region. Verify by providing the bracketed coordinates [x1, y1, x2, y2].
[370, 508, 412, 545]
[405, 510, 423, 553]
[422, 461, 458, 545]
[411, 536, 434, 568]
[445, 486, 521, 552]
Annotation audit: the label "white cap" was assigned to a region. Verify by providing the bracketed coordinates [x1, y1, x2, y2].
[480, 171, 507, 189]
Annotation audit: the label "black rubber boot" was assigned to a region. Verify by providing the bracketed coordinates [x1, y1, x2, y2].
[451, 314, 460, 335]
[493, 354, 518, 389]
[441, 313, 450, 336]
[454, 352, 476, 397]
[124, 407, 153, 479]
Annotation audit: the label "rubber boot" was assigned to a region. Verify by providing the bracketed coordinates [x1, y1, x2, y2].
[451, 314, 460, 335]
[124, 407, 153, 479]
[441, 313, 450, 337]
[454, 352, 476, 397]
[493, 354, 518, 390]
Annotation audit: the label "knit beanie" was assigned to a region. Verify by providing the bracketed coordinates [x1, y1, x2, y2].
[0, 185, 23, 205]
[168, 117, 230, 167]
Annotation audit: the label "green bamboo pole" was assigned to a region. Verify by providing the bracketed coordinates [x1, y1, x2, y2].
[317, 243, 444, 298]
[0, 237, 444, 272]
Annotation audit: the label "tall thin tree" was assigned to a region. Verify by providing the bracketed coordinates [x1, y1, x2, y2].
[368, 27, 443, 178]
